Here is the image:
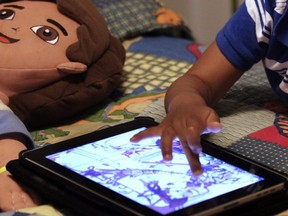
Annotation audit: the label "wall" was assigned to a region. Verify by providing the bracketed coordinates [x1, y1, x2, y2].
[162, 0, 243, 45]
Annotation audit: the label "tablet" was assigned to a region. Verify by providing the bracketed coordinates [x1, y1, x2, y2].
[7, 117, 288, 216]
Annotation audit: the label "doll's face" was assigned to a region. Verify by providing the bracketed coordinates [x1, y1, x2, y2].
[0, 1, 84, 97]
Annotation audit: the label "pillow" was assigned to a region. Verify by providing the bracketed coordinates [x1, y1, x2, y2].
[91, 0, 193, 41]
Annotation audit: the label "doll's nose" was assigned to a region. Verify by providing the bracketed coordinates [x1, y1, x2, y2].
[12, 27, 20, 32]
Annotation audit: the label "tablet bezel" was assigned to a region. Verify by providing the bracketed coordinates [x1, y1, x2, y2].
[19, 117, 288, 216]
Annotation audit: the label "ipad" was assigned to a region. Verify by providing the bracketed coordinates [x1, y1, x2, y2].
[8, 117, 288, 216]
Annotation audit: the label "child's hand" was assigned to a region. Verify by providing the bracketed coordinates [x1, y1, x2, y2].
[0, 170, 40, 212]
[0, 135, 41, 212]
[130, 101, 222, 176]
[132, 41, 240, 176]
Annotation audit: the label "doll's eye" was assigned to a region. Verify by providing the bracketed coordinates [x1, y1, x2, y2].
[31, 25, 59, 45]
[0, 9, 15, 20]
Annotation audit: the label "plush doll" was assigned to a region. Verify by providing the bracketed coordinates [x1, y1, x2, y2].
[0, 0, 125, 211]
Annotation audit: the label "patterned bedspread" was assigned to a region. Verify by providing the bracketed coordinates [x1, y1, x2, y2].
[2, 23, 288, 216]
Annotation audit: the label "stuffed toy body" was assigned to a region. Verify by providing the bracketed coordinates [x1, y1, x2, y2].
[0, 0, 125, 211]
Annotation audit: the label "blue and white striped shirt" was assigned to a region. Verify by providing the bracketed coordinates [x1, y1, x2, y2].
[216, 0, 288, 103]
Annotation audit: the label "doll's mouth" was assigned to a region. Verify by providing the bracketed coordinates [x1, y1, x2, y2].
[0, 32, 19, 44]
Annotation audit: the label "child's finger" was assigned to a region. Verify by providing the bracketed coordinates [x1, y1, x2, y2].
[181, 140, 203, 176]
[185, 125, 202, 154]
[203, 110, 222, 134]
[130, 126, 162, 142]
[160, 126, 176, 161]
[203, 121, 222, 134]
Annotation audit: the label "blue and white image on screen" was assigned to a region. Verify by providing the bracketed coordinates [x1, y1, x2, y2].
[46, 127, 264, 215]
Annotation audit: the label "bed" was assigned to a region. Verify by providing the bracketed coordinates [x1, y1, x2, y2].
[2, 0, 288, 215]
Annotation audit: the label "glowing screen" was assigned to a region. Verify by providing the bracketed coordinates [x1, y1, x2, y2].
[46, 127, 263, 215]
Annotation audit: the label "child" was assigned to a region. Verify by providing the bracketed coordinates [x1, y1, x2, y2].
[0, 0, 124, 211]
[131, 0, 288, 175]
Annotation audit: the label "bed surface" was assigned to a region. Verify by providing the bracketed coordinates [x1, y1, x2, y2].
[1, 0, 288, 215]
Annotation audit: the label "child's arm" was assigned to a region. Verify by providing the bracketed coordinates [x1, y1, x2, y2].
[131, 41, 244, 175]
[0, 134, 27, 168]
[0, 134, 39, 212]
[0, 105, 40, 212]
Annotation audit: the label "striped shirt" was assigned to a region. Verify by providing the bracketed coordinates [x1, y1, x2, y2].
[216, 0, 288, 103]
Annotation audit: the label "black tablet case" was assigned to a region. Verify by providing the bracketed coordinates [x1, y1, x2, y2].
[7, 153, 288, 216]
[7, 159, 122, 216]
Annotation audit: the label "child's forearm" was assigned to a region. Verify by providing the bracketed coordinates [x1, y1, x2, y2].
[0, 105, 34, 169]
[0, 134, 40, 211]
[165, 75, 207, 115]
[165, 41, 243, 112]
[0, 134, 27, 168]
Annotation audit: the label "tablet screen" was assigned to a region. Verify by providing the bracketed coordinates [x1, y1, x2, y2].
[46, 127, 264, 215]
